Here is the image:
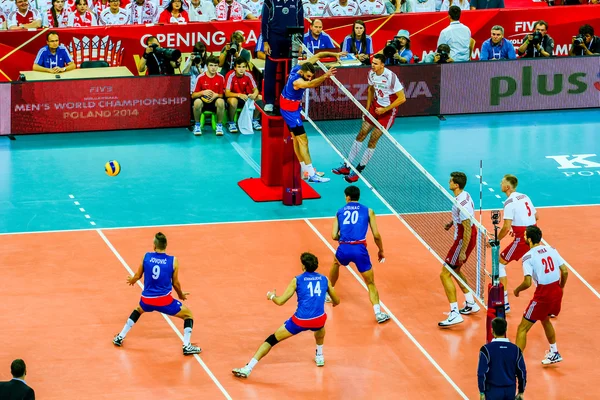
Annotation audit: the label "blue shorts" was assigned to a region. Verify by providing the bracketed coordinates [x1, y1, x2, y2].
[335, 243, 372, 273]
[139, 298, 182, 316]
[284, 314, 327, 335]
[280, 108, 303, 129]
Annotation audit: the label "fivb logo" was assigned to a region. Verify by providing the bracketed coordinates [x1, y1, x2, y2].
[546, 154, 600, 177]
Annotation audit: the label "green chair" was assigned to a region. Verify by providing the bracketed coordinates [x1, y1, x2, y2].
[199, 111, 217, 131]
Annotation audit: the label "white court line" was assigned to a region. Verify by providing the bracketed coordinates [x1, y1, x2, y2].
[303, 219, 470, 400]
[95, 229, 233, 400]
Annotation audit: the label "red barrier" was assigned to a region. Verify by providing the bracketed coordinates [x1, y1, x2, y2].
[1, 6, 598, 82]
[8, 75, 190, 134]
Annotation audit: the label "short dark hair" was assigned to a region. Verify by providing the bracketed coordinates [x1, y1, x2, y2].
[491, 318, 507, 336]
[234, 57, 247, 68]
[525, 225, 542, 245]
[579, 24, 594, 37]
[373, 53, 386, 64]
[154, 232, 167, 250]
[503, 174, 518, 189]
[145, 35, 158, 45]
[206, 55, 220, 66]
[300, 62, 316, 74]
[448, 5, 461, 21]
[11, 359, 26, 378]
[46, 31, 59, 40]
[437, 44, 451, 54]
[301, 252, 319, 272]
[535, 20, 548, 30]
[450, 171, 467, 189]
[344, 185, 360, 201]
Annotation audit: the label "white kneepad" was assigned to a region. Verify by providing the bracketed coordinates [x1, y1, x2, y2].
[499, 263, 507, 278]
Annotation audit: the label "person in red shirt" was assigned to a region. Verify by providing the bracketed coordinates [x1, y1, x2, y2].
[192, 56, 225, 136]
[224, 57, 261, 133]
[158, 0, 188, 23]
[8, 0, 42, 29]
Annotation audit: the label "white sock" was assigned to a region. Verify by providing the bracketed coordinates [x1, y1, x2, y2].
[464, 292, 475, 304]
[248, 358, 259, 370]
[119, 318, 135, 338]
[183, 327, 192, 346]
[373, 304, 381, 314]
[504, 291, 509, 304]
[348, 140, 363, 164]
[360, 148, 376, 166]
[306, 164, 316, 177]
[450, 302, 459, 313]
[300, 161, 306, 173]
[316, 345, 323, 356]
[550, 343, 558, 353]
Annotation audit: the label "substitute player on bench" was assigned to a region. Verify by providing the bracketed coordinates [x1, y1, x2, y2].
[498, 174, 538, 312]
[514, 226, 568, 365]
[232, 252, 340, 378]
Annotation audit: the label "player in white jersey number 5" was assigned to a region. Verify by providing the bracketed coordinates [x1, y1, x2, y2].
[514, 226, 568, 365]
[332, 53, 406, 183]
[498, 174, 538, 312]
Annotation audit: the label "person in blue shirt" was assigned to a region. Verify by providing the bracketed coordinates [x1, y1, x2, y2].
[32, 31, 75, 74]
[329, 185, 390, 324]
[303, 19, 337, 54]
[112, 232, 201, 356]
[480, 25, 517, 61]
[232, 252, 340, 378]
[477, 318, 526, 400]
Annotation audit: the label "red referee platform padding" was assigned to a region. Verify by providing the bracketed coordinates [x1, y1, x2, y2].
[237, 103, 321, 204]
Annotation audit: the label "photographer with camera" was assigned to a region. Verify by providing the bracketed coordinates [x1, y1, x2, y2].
[182, 41, 208, 93]
[380, 29, 413, 65]
[569, 24, 600, 56]
[138, 36, 182, 75]
[219, 31, 252, 76]
[420, 44, 454, 64]
[518, 20, 553, 58]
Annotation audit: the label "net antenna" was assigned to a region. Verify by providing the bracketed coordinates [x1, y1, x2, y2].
[297, 39, 491, 305]
[479, 160, 483, 225]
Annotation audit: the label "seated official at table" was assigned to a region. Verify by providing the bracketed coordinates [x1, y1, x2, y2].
[32, 31, 75, 74]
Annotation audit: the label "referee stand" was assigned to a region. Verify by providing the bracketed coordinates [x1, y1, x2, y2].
[238, 28, 321, 206]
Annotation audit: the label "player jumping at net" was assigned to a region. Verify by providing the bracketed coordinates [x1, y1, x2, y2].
[232, 252, 340, 378]
[112, 232, 201, 356]
[328, 185, 390, 324]
[331, 54, 406, 183]
[280, 51, 343, 183]
[438, 172, 480, 327]
[498, 174, 538, 313]
[513, 226, 568, 365]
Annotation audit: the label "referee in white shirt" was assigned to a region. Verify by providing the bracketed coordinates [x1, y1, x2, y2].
[437, 6, 472, 62]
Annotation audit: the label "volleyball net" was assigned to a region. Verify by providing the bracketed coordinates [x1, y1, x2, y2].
[298, 42, 490, 304]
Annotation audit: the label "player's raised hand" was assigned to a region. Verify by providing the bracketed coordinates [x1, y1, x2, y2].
[335, 51, 348, 61]
[325, 67, 337, 78]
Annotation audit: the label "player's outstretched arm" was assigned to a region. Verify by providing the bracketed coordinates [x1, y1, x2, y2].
[559, 264, 568, 288]
[368, 209, 385, 262]
[327, 281, 340, 306]
[172, 258, 188, 301]
[332, 216, 340, 241]
[293, 67, 337, 90]
[127, 259, 145, 285]
[269, 278, 297, 306]
[513, 275, 532, 297]
[304, 51, 345, 66]
[497, 218, 513, 241]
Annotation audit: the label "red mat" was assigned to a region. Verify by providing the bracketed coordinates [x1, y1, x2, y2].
[238, 178, 321, 202]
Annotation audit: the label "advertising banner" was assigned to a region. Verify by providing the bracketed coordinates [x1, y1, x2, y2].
[0, 84, 10, 135]
[307, 64, 441, 120]
[0, 6, 598, 82]
[9, 75, 190, 135]
[440, 56, 600, 114]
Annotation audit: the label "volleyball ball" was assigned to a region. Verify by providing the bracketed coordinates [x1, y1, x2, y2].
[105, 160, 121, 176]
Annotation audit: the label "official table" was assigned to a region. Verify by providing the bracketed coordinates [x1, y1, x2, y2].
[19, 67, 134, 81]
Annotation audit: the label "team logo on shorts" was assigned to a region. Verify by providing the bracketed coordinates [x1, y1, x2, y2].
[282, 7, 289, 13]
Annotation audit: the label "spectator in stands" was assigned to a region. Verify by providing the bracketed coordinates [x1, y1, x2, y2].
[0, 10, 6, 29]
[420, 43, 454, 63]
[188, 0, 216, 20]
[324, 0, 359, 16]
[138, 35, 179, 75]
[220, 31, 252, 76]
[225, 57, 262, 133]
[127, 0, 157, 24]
[255, 33, 266, 59]
[409, 0, 436, 12]
[303, 0, 327, 17]
[158, 0, 188, 22]
[215, 0, 252, 20]
[44, 0, 68, 27]
[192, 55, 226, 135]
[32, 31, 75, 73]
[437, 6, 471, 62]
[358, 0, 387, 15]
[569, 24, 600, 56]
[8, 0, 41, 29]
[480, 25, 517, 60]
[440, 0, 468, 10]
[303, 19, 337, 54]
[342, 20, 373, 64]
[517, 20, 553, 58]
[241, 0, 262, 18]
[0, 359, 35, 400]
[91, 0, 111, 15]
[99, 0, 129, 24]
[68, 0, 97, 25]
[470, 0, 503, 9]
[183, 41, 208, 93]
